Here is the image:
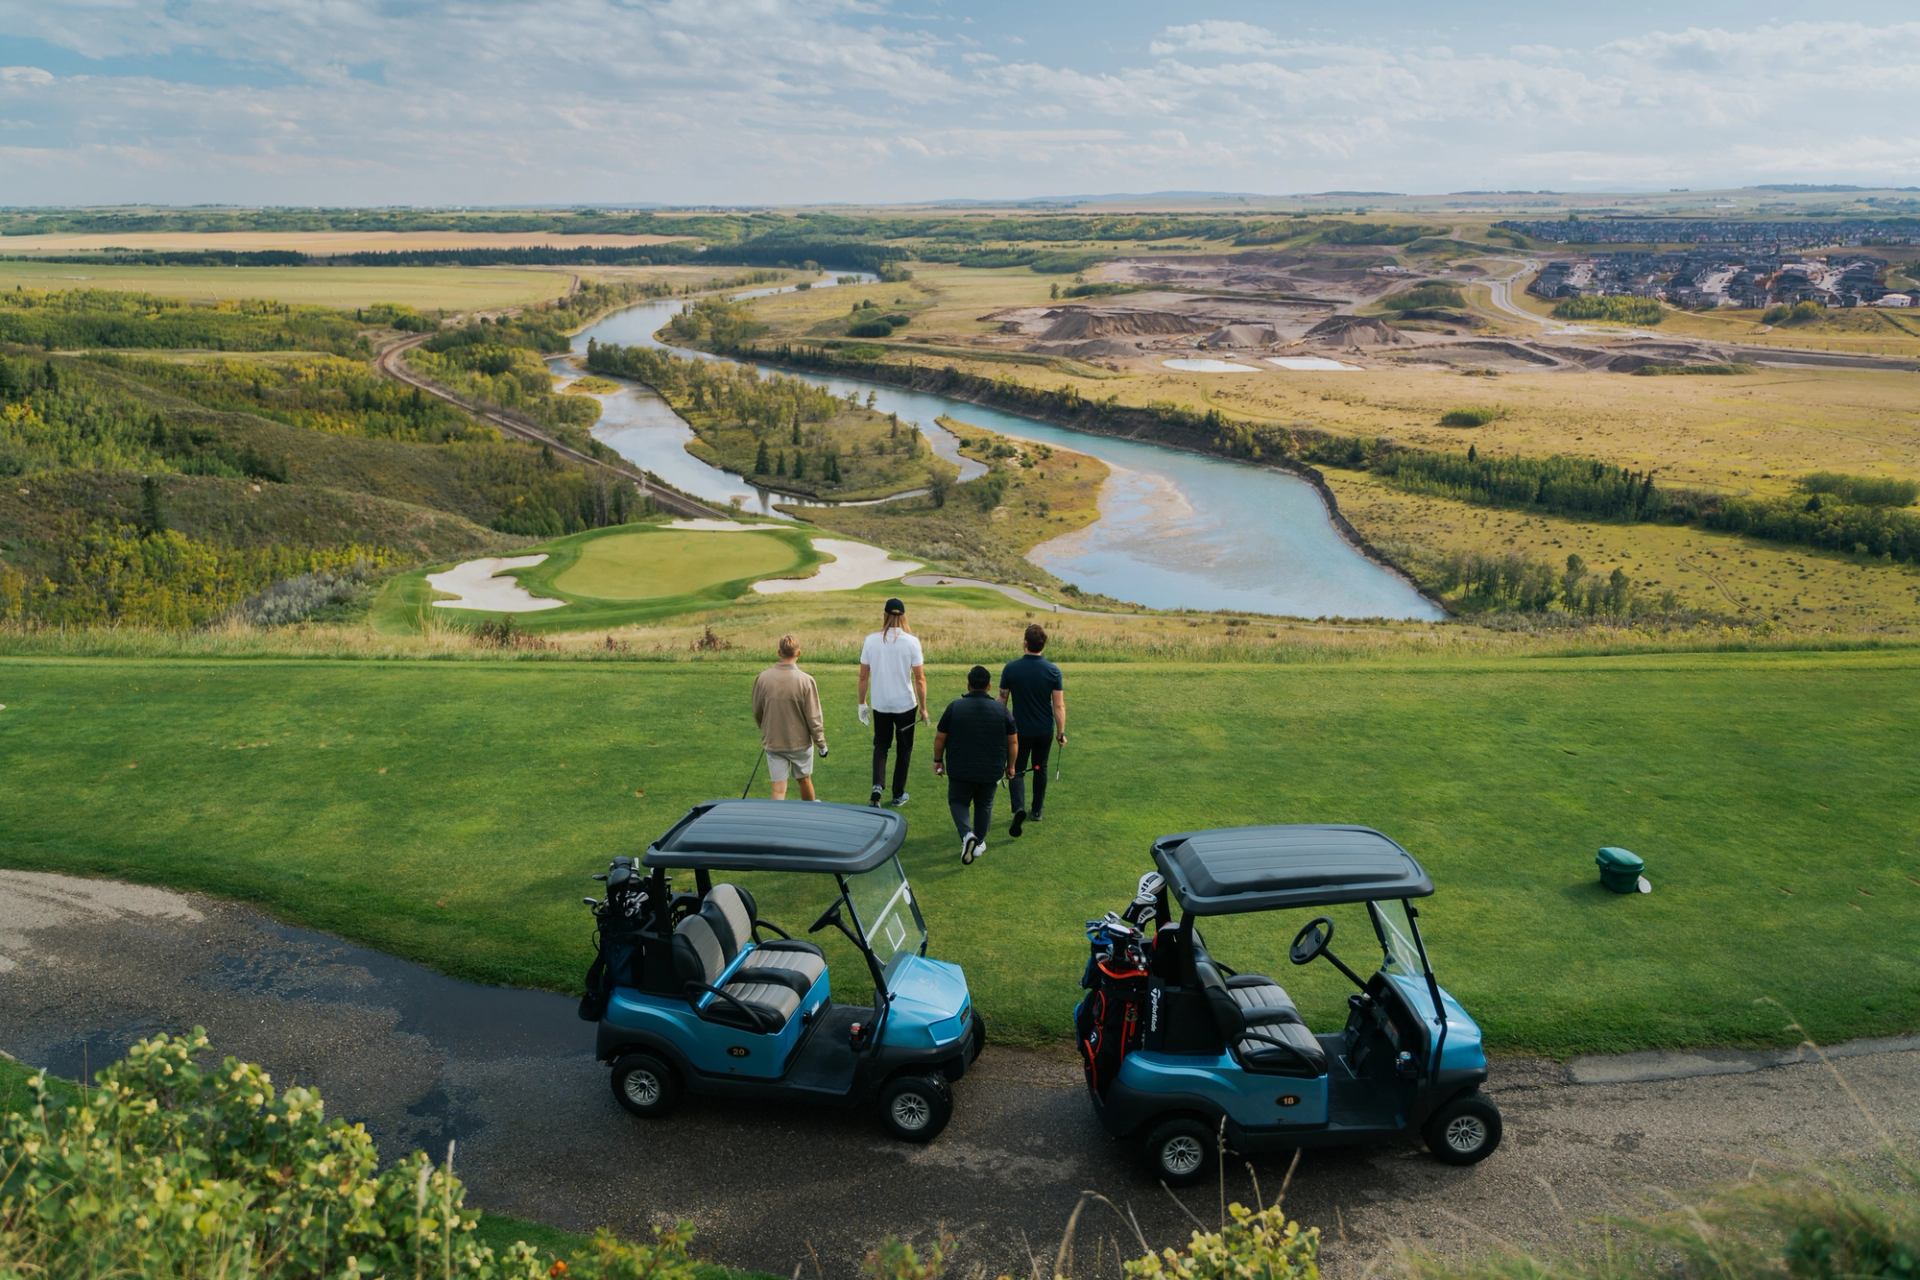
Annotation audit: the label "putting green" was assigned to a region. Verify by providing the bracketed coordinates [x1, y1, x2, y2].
[550, 530, 804, 601]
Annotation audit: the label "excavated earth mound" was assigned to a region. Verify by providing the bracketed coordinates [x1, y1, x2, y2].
[1039, 308, 1214, 341]
[1199, 324, 1282, 349]
[1300, 315, 1410, 348]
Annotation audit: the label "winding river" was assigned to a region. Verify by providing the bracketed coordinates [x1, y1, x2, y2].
[556, 279, 1444, 621]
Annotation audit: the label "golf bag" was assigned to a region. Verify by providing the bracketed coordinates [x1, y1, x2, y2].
[578, 857, 656, 1022]
[1075, 913, 1151, 1095]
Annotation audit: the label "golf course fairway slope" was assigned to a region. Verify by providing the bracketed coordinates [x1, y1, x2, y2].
[379, 522, 828, 633]
[1, 647, 1914, 1058]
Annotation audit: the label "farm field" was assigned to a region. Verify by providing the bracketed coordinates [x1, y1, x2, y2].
[0, 261, 576, 311]
[1, 648, 1914, 1058]
[0, 230, 689, 254]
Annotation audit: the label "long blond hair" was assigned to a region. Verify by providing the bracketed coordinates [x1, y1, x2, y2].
[881, 607, 910, 641]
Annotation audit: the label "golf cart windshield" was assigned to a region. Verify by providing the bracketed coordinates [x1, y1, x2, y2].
[843, 855, 926, 983]
[1369, 899, 1429, 979]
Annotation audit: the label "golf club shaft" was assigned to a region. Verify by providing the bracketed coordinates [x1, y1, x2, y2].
[740, 746, 763, 799]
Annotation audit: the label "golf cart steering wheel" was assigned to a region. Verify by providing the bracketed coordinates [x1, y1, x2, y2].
[1290, 916, 1334, 966]
[808, 901, 843, 935]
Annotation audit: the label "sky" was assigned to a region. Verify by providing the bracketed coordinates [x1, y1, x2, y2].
[1, 0, 1918, 207]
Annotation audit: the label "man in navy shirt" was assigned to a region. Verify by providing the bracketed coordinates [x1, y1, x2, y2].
[933, 665, 1019, 865]
[999, 623, 1066, 838]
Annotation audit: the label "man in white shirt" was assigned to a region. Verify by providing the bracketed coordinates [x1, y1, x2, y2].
[858, 597, 928, 807]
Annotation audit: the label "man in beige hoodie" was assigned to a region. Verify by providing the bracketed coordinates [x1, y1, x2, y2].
[751, 634, 829, 801]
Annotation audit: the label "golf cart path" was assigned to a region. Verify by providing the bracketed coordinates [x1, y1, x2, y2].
[4, 871, 1915, 1279]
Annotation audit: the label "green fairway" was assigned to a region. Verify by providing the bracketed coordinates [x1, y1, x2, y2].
[378, 523, 827, 634]
[0, 649, 1915, 1057]
[0, 261, 573, 311]
[551, 529, 804, 600]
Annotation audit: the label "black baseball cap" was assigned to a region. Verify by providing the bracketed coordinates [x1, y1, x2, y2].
[884, 597, 906, 615]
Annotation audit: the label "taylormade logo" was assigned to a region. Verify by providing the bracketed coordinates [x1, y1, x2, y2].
[1148, 985, 1161, 1034]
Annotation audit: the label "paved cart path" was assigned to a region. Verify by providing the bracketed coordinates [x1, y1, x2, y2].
[3, 871, 1915, 1279]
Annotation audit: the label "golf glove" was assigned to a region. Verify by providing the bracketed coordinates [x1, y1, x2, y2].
[857, 703, 871, 726]
[818, 743, 829, 757]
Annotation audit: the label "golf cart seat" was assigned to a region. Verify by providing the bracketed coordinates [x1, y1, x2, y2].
[1190, 948, 1327, 1078]
[699, 883, 828, 987]
[672, 913, 806, 1034]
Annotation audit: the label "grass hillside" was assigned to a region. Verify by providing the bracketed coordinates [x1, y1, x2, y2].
[1, 647, 1913, 1057]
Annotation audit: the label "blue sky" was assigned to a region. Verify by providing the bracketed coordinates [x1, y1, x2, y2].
[1, 1, 1917, 206]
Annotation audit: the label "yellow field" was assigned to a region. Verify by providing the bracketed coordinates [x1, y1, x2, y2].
[0, 231, 687, 255]
[0, 261, 576, 310]
[1327, 468, 1920, 632]
[747, 262, 1060, 344]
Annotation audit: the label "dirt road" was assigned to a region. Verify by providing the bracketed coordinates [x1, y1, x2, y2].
[3, 871, 1913, 1278]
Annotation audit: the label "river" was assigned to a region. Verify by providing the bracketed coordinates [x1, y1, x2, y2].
[556, 278, 1444, 621]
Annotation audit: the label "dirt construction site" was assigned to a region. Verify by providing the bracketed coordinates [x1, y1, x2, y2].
[971, 252, 1916, 376]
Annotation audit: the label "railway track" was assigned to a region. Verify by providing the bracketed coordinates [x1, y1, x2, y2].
[372, 332, 724, 522]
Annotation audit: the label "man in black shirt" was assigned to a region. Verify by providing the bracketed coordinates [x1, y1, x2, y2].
[999, 623, 1066, 838]
[933, 665, 1019, 865]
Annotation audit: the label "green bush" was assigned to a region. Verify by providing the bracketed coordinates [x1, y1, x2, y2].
[0, 1031, 702, 1280]
[1763, 300, 1828, 325]
[847, 319, 895, 338]
[1798, 471, 1919, 508]
[1439, 407, 1504, 427]
[1632, 362, 1757, 376]
[1382, 283, 1467, 311]
[1125, 1203, 1320, 1279]
[1551, 295, 1664, 325]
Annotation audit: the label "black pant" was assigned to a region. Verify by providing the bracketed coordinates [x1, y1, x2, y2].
[947, 776, 997, 841]
[870, 709, 916, 798]
[1010, 733, 1052, 815]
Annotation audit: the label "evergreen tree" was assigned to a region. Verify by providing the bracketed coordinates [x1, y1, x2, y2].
[139, 476, 168, 537]
[792, 453, 806, 481]
[775, 452, 786, 477]
[755, 440, 770, 474]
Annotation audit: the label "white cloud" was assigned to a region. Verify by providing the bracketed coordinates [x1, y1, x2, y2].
[2, 5, 1918, 203]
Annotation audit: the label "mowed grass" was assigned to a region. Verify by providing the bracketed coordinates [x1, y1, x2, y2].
[0, 261, 574, 311]
[552, 529, 805, 601]
[381, 523, 826, 634]
[0, 649, 1914, 1057]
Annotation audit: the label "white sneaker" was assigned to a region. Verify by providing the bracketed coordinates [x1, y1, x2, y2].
[890, 792, 911, 807]
[961, 833, 978, 864]
[973, 839, 987, 861]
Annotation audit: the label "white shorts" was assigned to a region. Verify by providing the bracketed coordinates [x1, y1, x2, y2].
[765, 747, 813, 782]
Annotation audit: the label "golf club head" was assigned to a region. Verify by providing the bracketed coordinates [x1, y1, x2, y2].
[1132, 870, 1166, 906]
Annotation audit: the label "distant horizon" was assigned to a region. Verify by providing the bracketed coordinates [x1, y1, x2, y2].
[4, 1, 1919, 206]
[7, 182, 1920, 215]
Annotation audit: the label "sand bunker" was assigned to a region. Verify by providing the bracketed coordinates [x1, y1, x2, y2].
[1163, 358, 1259, 373]
[754, 540, 921, 595]
[1268, 356, 1362, 371]
[427, 555, 565, 612]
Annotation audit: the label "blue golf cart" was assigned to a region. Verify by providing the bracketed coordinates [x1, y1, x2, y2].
[1075, 824, 1501, 1184]
[580, 800, 981, 1142]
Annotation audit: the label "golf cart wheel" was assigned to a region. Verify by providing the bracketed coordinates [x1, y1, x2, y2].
[1144, 1117, 1216, 1187]
[1423, 1093, 1502, 1166]
[969, 1010, 987, 1062]
[610, 1052, 680, 1119]
[878, 1074, 953, 1143]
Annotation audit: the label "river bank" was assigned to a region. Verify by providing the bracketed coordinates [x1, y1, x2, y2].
[721, 344, 1451, 617]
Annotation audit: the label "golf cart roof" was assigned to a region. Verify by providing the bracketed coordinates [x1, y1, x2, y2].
[644, 800, 907, 874]
[1151, 824, 1433, 915]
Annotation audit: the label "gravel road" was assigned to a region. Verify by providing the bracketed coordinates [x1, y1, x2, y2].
[3, 870, 1913, 1278]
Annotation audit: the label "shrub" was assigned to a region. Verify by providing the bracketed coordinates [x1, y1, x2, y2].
[1382, 282, 1467, 311]
[0, 1033, 704, 1280]
[233, 562, 377, 626]
[1439, 407, 1504, 427]
[1798, 471, 1919, 508]
[847, 320, 895, 338]
[1552, 295, 1665, 324]
[1763, 300, 1828, 325]
[1632, 361, 1757, 376]
[1125, 1203, 1320, 1279]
